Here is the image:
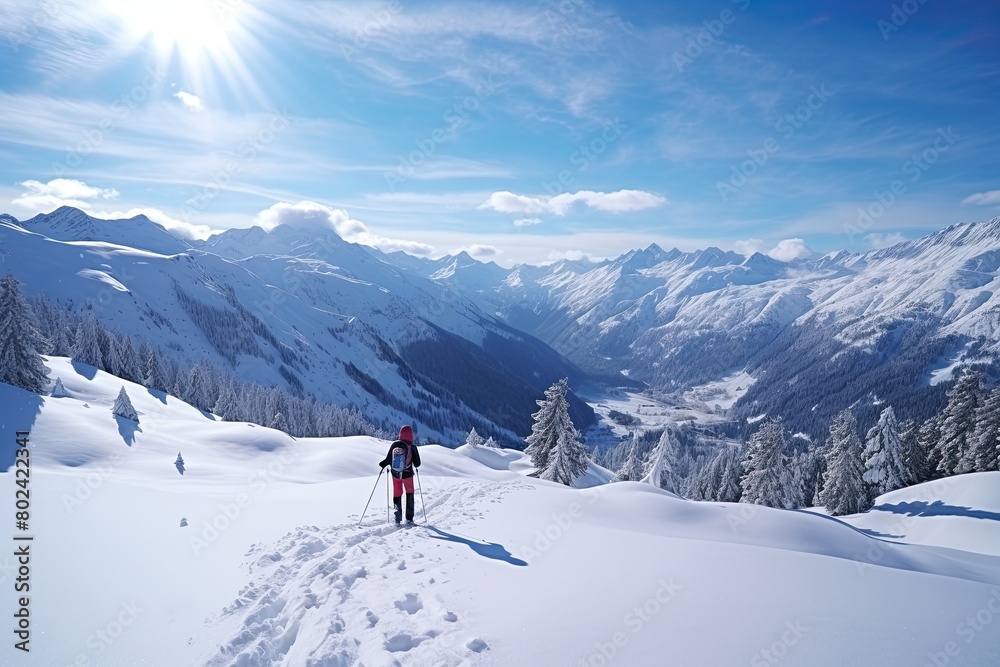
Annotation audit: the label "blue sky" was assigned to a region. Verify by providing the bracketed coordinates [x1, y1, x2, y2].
[0, 0, 998, 265]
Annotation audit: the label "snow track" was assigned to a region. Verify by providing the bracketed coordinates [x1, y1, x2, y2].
[197, 481, 507, 666]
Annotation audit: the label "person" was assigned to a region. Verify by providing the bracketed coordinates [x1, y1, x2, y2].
[379, 425, 421, 524]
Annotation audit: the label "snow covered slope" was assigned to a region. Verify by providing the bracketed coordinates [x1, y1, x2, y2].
[3, 359, 998, 666]
[842, 472, 1000, 556]
[0, 210, 592, 443]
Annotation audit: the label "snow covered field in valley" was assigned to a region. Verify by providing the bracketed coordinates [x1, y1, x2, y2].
[2, 358, 999, 666]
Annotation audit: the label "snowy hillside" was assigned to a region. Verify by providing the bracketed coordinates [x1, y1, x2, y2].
[2, 358, 998, 666]
[0, 209, 593, 444]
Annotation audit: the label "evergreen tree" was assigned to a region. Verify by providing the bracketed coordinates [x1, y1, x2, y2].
[917, 416, 943, 481]
[615, 432, 647, 482]
[818, 410, 867, 516]
[483, 436, 499, 448]
[892, 419, 923, 484]
[49, 316, 72, 357]
[538, 428, 590, 486]
[103, 331, 124, 378]
[740, 418, 792, 508]
[862, 405, 910, 497]
[120, 335, 142, 384]
[525, 379, 588, 486]
[641, 427, 681, 493]
[791, 449, 825, 509]
[147, 348, 167, 392]
[213, 381, 239, 421]
[112, 386, 139, 422]
[525, 378, 577, 471]
[935, 368, 983, 476]
[51, 376, 67, 398]
[175, 452, 185, 475]
[716, 446, 744, 503]
[72, 316, 104, 369]
[466, 427, 485, 447]
[969, 387, 1000, 472]
[0, 275, 49, 393]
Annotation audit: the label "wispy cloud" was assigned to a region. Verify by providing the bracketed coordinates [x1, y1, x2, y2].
[962, 189, 1000, 206]
[733, 238, 764, 256]
[480, 190, 667, 216]
[298, 0, 630, 120]
[513, 217, 542, 227]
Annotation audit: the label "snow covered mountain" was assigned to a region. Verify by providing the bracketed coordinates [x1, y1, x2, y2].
[17, 205, 193, 255]
[396, 218, 1000, 437]
[3, 357, 998, 666]
[8, 205, 1000, 442]
[0, 209, 593, 444]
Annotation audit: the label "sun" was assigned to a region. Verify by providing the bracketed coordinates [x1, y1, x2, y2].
[100, 0, 266, 101]
[103, 0, 245, 56]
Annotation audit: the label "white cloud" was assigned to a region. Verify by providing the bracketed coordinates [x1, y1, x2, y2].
[548, 190, 668, 215]
[865, 232, 907, 249]
[479, 192, 550, 216]
[466, 244, 499, 259]
[173, 91, 204, 113]
[362, 235, 434, 256]
[961, 190, 1000, 206]
[12, 178, 119, 214]
[256, 201, 367, 237]
[255, 201, 433, 256]
[513, 217, 542, 227]
[733, 238, 765, 256]
[480, 189, 666, 216]
[768, 238, 815, 262]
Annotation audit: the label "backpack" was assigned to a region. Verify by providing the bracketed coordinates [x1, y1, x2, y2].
[391, 445, 408, 474]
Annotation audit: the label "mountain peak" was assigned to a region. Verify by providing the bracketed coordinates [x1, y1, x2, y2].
[25, 205, 91, 227]
[16, 207, 189, 254]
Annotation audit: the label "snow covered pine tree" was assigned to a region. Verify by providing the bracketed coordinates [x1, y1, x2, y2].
[614, 432, 646, 482]
[0, 275, 49, 393]
[862, 405, 911, 496]
[465, 428, 485, 447]
[819, 410, 867, 516]
[112, 386, 139, 423]
[525, 378, 589, 486]
[641, 427, 681, 494]
[935, 368, 983, 476]
[740, 418, 792, 508]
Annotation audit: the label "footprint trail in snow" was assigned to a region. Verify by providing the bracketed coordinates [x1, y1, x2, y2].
[195, 480, 520, 666]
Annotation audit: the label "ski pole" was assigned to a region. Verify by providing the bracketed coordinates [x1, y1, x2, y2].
[416, 469, 428, 523]
[357, 467, 385, 527]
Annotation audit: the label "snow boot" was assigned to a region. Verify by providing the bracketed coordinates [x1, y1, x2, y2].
[393, 496, 403, 524]
[405, 492, 415, 522]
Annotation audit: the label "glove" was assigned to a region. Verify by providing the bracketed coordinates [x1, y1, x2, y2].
[379, 461, 387, 469]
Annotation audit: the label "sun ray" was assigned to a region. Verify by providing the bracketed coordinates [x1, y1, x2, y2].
[98, 0, 273, 105]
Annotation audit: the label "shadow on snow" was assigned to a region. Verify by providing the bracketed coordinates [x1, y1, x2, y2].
[872, 500, 1000, 522]
[424, 526, 527, 567]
